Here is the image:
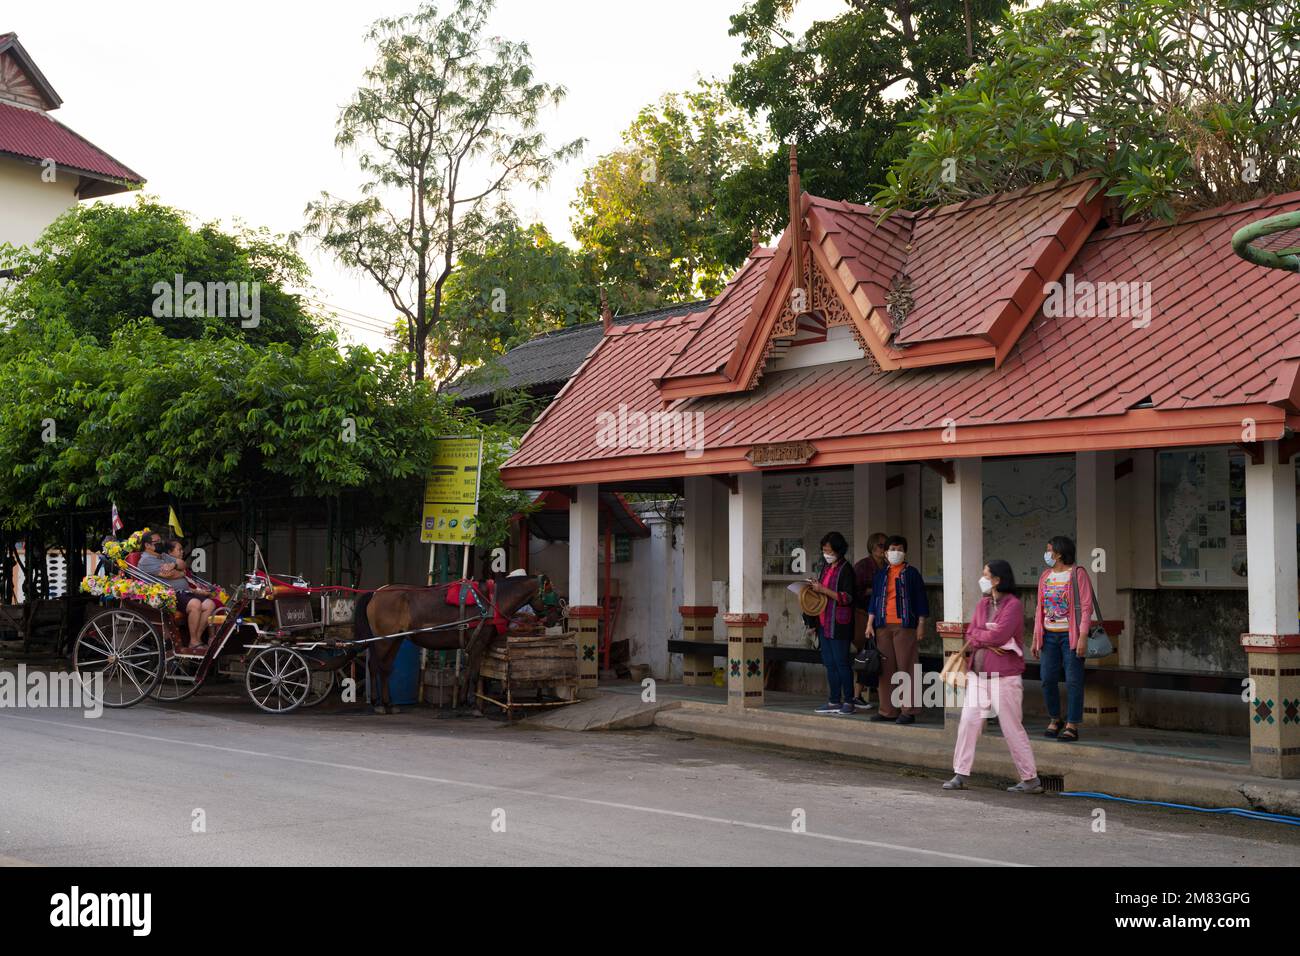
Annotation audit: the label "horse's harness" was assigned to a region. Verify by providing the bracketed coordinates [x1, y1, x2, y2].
[373, 580, 497, 648]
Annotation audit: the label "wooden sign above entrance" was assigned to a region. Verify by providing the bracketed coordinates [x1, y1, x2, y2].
[746, 441, 816, 467]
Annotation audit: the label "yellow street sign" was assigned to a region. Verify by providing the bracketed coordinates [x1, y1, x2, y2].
[420, 437, 483, 545]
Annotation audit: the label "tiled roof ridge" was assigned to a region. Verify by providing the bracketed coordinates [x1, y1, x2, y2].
[519, 298, 712, 345]
[801, 174, 1098, 226]
[1087, 189, 1300, 243]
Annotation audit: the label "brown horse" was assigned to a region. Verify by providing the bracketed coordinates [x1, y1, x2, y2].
[355, 575, 540, 714]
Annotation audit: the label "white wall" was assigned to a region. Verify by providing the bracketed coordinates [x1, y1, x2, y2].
[0, 156, 78, 249]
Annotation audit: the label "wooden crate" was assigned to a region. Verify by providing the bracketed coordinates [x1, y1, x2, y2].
[481, 631, 578, 684]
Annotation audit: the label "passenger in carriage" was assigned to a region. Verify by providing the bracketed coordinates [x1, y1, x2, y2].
[136, 532, 217, 651]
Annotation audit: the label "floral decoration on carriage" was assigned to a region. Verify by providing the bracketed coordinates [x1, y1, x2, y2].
[80, 526, 229, 613]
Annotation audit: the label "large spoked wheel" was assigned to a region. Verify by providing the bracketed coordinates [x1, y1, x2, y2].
[300, 667, 336, 708]
[73, 608, 164, 707]
[245, 646, 312, 714]
[150, 648, 204, 703]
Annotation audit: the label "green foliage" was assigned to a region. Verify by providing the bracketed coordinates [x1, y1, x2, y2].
[299, 0, 582, 382]
[876, 0, 1300, 220]
[435, 218, 597, 384]
[0, 319, 520, 547]
[571, 81, 764, 313]
[724, 0, 1008, 232]
[0, 197, 318, 347]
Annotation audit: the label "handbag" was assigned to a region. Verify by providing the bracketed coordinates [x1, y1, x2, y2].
[1072, 568, 1114, 659]
[852, 636, 881, 683]
[940, 642, 970, 689]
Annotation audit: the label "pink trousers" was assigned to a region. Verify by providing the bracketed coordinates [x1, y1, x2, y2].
[952, 674, 1037, 780]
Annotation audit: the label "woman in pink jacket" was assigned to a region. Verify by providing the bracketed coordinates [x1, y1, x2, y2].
[943, 559, 1041, 794]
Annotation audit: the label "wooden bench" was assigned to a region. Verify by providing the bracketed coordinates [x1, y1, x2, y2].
[666, 640, 1244, 695]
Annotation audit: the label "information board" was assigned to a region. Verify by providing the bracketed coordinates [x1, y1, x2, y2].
[420, 437, 483, 545]
[761, 468, 854, 577]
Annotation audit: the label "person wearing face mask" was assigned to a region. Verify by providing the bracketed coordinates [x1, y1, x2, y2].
[1032, 535, 1094, 742]
[804, 531, 858, 715]
[865, 535, 929, 724]
[851, 531, 888, 709]
[943, 560, 1041, 793]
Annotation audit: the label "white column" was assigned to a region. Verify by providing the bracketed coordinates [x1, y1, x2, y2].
[1076, 450, 1118, 616]
[1245, 442, 1299, 636]
[853, 463, 887, 559]
[940, 457, 982, 624]
[568, 483, 600, 607]
[728, 472, 763, 613]
[644, 514, 672, 680]
[683, 475, 714, 606]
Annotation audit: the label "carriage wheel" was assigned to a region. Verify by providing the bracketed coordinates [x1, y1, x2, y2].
[73, 608, 164, 707]
[150, 648, 204, 703]
[245, 646, 311, 714]
[300, 668, 336, 708]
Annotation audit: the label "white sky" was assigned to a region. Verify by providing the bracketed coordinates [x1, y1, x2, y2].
[12, 0, 843, 347]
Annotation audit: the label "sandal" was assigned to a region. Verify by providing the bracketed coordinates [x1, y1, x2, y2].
[1060, 725, 1079, 742]
[1044, 720, 1061, 738]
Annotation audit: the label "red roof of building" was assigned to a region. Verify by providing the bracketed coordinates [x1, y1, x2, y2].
[0, 99, 143, 184]
[501, 185, 1300, 488]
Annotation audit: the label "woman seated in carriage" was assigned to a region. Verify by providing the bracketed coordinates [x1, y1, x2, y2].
[135, 531, 218, 652]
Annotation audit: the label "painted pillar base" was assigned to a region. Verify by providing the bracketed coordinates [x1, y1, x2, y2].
[1082, 620, 1124, 727]
[936, 621, 968, 732]
[724, 612, 767, 710]
[568, 606, 604, 688]
[679, 605, 718, 686]
[1242, 633, 1300, 779]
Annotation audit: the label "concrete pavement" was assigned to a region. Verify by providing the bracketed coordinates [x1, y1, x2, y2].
[1, 694, 1297, 866]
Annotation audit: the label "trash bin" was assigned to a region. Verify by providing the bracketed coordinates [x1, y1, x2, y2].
[369, 638, 420, 707]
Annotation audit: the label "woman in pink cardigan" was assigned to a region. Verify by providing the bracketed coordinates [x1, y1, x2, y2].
[943, 559, 1041, 793]
[1032, 536, 1095, 742]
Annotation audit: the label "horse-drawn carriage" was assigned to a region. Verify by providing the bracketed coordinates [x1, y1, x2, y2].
[73, 532, 546, 715]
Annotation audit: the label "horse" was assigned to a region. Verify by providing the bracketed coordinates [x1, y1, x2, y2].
[354, 575, 540, 714]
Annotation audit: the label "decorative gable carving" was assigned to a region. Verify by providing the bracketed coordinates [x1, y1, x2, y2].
[0, 51, 49, 110]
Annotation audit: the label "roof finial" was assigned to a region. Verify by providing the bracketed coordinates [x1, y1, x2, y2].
[600, 288, 613, 333]
[751, 227, 761, 251]
[787, 143, 807, 311]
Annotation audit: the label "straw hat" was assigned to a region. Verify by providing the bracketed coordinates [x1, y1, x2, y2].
[799, 585, 827, 617]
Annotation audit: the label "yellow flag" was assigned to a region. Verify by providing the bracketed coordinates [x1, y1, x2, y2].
[168, 507, 184, 538]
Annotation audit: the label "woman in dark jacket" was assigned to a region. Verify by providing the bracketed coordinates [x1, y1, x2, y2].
[805, 531, 858, 715]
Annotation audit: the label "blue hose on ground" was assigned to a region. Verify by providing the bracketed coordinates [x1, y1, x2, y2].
[1060, 790, 1300, 827]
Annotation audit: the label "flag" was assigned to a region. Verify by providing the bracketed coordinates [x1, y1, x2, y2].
[168, 506, 184, 539]
[111, 503, 123, 533]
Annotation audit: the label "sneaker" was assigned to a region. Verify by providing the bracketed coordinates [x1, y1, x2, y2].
[814, 702, 840, 714]
[1007, 778, 1044, 794]
[851, 695, 873, 708]
[896, 714, 916, 725]
[942, 774, 968, 790]
[835, 702, 856, 716]
[869, 713, 896, 723]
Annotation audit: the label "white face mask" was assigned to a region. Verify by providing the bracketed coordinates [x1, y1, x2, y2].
[886, 550, 905, 566]
[1043, 551, 1055, 567]
[822, 552, 836, 565]
[979, 576, 994, 594]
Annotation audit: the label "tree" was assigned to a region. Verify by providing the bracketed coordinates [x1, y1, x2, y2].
[572, 81, 764, 313]
[299, 0, 582, 383]
[876, 0, 1300, 221]
[0, 198, 318, 347]
[434, 216, 596, 384]
[723, 0, 1010, 232]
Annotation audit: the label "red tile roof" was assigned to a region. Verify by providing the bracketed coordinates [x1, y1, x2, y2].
[0, 100, 143, 183]
[502, 188, 1300, 485]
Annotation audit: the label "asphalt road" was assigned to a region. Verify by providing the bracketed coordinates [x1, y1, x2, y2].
[2, 694, 1296, 867]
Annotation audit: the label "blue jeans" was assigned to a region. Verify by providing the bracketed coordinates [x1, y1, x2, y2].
[1039, 632, 1085, 724]
[819, 635, 853, 704]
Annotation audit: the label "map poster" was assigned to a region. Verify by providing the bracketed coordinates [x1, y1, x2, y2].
[761, 468, 854, 577]
[1156, 447, 1246, 587]
[420, 437, 483, 545]
[921, 456, 1077, 587]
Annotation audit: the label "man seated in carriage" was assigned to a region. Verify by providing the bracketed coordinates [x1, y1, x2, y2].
[136, 532, 217, 652]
